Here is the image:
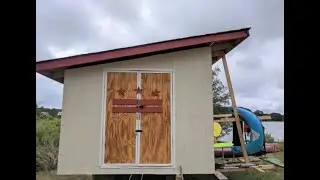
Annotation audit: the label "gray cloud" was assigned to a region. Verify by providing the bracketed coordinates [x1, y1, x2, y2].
[36, 73, 63, 108]
[36, 0, 284, 113]
[236, 56, 263, 69]
[217, 37, 284, 113]
[277, 77, 284, 90]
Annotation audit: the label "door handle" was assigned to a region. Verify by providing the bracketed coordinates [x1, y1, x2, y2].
[136, 104, 144, 109]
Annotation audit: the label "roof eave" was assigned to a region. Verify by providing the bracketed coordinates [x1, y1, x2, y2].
[36, 28, 250, 83]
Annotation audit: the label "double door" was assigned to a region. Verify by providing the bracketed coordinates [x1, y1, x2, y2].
[104, 71, 172, 165]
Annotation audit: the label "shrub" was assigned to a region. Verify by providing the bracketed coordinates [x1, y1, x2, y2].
[36, 116, 60, 172]
[264, 132, 275, 143]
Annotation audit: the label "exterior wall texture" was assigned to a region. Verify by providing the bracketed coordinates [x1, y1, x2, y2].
[57, 47, 214, 175]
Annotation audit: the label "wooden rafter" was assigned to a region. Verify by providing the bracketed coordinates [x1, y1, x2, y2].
[217, 164, 275, 173]
[221, 54, 249, 163]
[213, 114, 272, 123]
[214, 114, 271, 119]
[212, 50, 226, 58]
[211, 42, 235, 51]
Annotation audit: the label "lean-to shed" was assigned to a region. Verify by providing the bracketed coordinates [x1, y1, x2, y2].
[36, 28, 250, 176]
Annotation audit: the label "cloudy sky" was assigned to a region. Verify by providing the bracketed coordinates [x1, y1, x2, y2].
[36, 0, 284, 114]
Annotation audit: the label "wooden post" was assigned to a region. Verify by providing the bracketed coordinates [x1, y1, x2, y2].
[213, 171, 229, 180]
[221, 54, 249, 163]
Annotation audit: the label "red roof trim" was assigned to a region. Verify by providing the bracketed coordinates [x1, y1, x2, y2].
[36, 28, 250, 72]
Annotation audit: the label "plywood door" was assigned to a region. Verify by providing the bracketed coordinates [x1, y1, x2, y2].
[105, 72, 137, 164]
[140, 73, 171, 164]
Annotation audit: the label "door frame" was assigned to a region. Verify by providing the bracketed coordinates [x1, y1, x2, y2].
[99, 68, 175, 168]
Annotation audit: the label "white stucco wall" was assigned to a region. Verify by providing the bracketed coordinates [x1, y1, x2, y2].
[58, 47, 214, 175]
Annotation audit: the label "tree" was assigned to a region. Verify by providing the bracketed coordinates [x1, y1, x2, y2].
[270, 112, 282, 121]
[212, 66, 232, 137]
[36, 103, 42, 118]
[254, 110, 264, 116]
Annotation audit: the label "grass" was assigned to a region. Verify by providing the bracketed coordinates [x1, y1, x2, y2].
[223, 142, 284, 180]
[36, 171, 90, 180]
[37, 143, 284, 180]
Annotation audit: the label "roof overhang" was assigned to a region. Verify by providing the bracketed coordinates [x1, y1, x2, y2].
[36, 28, 250, 83]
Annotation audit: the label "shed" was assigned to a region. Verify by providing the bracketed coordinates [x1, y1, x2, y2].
[36, 28, 250, 177]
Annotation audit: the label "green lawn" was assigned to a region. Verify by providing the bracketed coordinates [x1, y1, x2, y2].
[36, 171, 90, 180]
[37, 143, 284, 180]
[224, 142, 284, 180]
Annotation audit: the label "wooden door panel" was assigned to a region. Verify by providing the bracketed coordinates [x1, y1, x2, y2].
[105, 72, 137, 164]
[140, 73, 171, 164]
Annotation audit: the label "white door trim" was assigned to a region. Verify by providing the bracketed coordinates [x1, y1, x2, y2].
[100, 69, 175, 168]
